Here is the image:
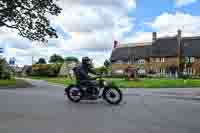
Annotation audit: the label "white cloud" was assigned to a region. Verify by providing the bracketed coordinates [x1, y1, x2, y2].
[1, 0, 136, 67]
[176, 0, 197, 7]
[52, 0, 135, 43]
[150, 12, 200, 36]
[122, 12, 200, 45]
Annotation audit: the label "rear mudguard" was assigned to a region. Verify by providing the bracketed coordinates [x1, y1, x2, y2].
[65, 84, 78, 93]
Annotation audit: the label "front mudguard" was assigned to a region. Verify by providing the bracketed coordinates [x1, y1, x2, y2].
[102, 83, 119, 97]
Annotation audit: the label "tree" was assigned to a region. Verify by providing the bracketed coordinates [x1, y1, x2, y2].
[0, 0, 62, 42]
[36, 58, 46, 64]
[104, 59, 111, 68]
[0, 58, 11, 79]
[65, 57, 79, 63]
[49, 54, 64, 63]
[103, 59, 111, 75]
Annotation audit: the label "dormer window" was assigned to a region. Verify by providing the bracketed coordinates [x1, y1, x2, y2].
[115, 60, 123, 64]
[138, 59, 145, 64]
[185, 57, 194, 63]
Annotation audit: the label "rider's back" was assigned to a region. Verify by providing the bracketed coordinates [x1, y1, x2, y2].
[73, 64, 90, 83]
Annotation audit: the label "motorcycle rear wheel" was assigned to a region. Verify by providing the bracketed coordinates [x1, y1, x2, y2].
[66, 85, 83, 103]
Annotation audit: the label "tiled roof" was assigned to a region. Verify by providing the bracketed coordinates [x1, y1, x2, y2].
[151, 37, 179, 57]
[110, 45, 152, 61]
[110, 36, 200, 61]
[182, 36, 200, 57]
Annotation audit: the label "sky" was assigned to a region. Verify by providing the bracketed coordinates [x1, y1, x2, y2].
[1, 0, 200, 67]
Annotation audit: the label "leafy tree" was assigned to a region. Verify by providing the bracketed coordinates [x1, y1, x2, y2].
[94, 66, 107, 75]
[65, 57, 79, 63]
[103, 59, 111, 75]
[36, 58, 46, 64]
[49, 54, 64, 63]
[0, 0, 62, 42]
[0, 58, 11, 79]
[104, 59, 111, 68]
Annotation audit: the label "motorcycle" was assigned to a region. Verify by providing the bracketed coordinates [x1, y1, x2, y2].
[64, 75, 122, 105]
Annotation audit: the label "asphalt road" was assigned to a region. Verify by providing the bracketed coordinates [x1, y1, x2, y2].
[0, 80, 200, 133]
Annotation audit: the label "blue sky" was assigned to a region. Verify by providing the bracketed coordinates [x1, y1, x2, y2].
[0, 0, 200, 67]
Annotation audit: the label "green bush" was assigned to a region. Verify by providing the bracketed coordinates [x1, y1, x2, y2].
[0, 58, 12, 79]
[179, 74, 191, 79]
[31, 63, 62, 77]
[1, 71, 11, 79]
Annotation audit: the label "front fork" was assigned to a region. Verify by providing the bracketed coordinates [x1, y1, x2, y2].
[98, 87, 106, 98]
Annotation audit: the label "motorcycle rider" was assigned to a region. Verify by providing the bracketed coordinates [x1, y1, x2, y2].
[73, 57, 99, 97]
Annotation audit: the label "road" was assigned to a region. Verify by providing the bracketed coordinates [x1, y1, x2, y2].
[0, 79, 200, 133]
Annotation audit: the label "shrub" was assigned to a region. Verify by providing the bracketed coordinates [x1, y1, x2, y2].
[179, 74, 191, 79]
[31, 63, 62, 77]
[1, 71, 11, 79]
[138, 74, 147, 78]
[0, 58, 12, 79]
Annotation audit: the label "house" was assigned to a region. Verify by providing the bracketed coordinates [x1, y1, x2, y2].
[110, 30, 200, 76]
[150, 32, 180, 76]
[150, 31, 200, 76]
[58, 61, 79, 78]
[110, 43, 152, 75]
[11, 66, 23, 76]
[21, 65, 32, 77]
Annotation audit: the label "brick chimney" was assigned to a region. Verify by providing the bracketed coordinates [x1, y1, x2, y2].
[178, 29, 182, 40]
[177, 29, 182, 77]
[177, 29, 182, 51]
[152, 32, 157, 42]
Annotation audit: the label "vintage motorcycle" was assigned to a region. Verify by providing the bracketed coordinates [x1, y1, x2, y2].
[64, 75, 122, 105]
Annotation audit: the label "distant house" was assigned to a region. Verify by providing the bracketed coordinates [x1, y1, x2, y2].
[12, 66, 23, 76]
[58, 61, 79, 78]
[21, 65, 32, 77]
[110, 30, 200, 77]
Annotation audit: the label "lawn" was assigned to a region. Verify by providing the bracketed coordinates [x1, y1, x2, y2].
[30, 76, 75, 86]
[0, 79, 33, 88]
[0, 79, 16, 87]
[29, 76, 200, 88]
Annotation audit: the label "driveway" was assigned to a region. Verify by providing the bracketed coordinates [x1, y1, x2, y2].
[0, 79, 200, 133]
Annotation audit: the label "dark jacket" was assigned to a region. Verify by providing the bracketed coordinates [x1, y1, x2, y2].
[73, 64, 97, 83]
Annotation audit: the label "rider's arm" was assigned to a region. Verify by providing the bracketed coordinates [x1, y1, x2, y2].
[88, 66, 99, 76]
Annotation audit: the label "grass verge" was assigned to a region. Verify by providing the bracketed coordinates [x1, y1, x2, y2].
[0, 79, 33, 89]
[28, 76, 200, 88]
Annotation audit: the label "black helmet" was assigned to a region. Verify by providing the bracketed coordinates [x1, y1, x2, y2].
[82, 57, 91, 65]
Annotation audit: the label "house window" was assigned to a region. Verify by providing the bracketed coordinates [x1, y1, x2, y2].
[115, 60, 123, 64]
[160, 68, 165, 74]
[138, 69, 146, 74]
[161, 58, 165, 63]
[184, 68, 193, 75]
[138, 59, 145, 64]
[191, 57, 195, 63]
[187, 68, 193, 75]
[155, 58, 165, 62]
[185, 57, 195, 63]
[115, 69, 124, 74]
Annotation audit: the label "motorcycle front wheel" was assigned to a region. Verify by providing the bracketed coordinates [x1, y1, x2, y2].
[103, 87, 122, 105]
